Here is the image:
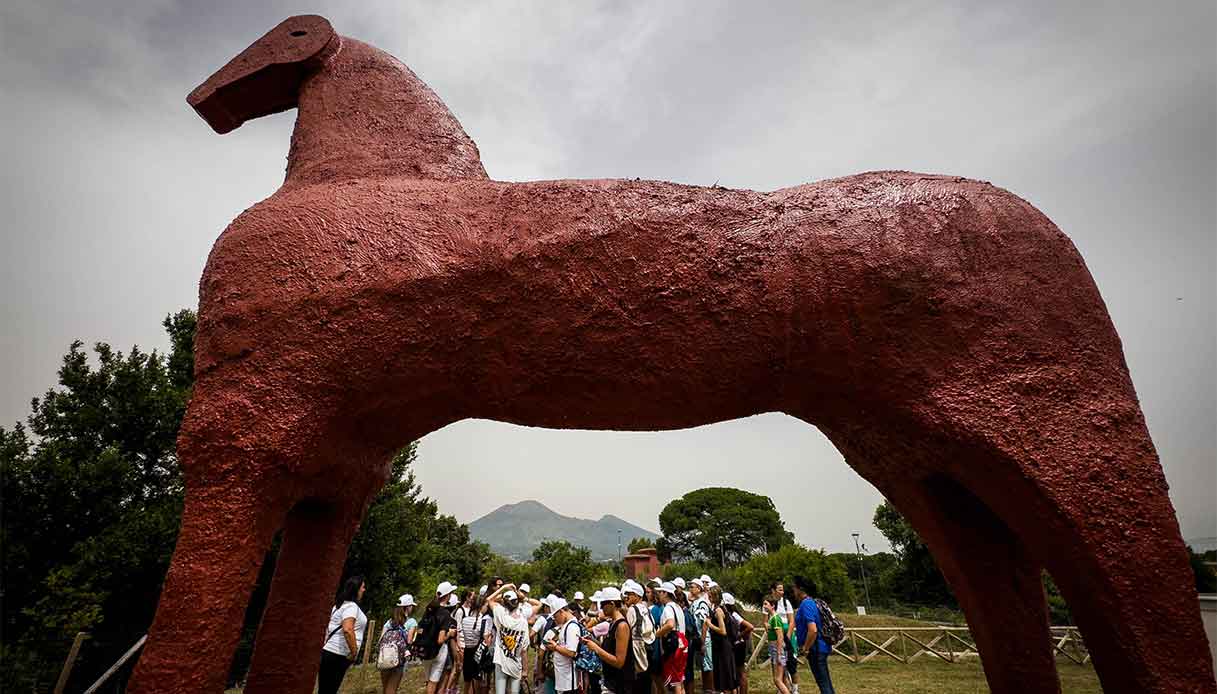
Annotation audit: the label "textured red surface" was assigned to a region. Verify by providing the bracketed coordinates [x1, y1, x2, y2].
[128, 15, 1215, 694]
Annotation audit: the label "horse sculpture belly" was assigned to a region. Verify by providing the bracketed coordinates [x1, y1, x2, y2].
[128, 15, 1215, 694]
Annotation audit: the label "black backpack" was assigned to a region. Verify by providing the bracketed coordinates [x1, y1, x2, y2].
[415, 606, 448, 660]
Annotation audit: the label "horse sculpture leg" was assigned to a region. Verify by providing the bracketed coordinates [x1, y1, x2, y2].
[814, 363, 1215, 694]
[128, 445, 293, 693]
[243, 495, 373, 693]
[820, 421, 1060, 692]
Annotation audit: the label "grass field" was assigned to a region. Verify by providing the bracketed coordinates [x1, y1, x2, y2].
[321, 656, 1102, 694]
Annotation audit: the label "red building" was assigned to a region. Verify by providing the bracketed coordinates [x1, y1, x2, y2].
[623, 547, 661, 580]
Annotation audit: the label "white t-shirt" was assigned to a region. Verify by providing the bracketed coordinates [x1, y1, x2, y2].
[323, 601, 368, 656]
[661, 602, 686, 633]
[775, 598, 794, 626]
[492, 604, 529, 679]
[531, 616, 548, 636]
[520, 602, 535, 623]
[552, 619, 582, 692]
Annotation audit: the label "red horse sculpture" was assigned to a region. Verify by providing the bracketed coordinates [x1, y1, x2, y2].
[128, 15, 1214, 693]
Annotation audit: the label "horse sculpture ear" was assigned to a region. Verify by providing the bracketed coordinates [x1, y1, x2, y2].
[187, 15, 338, 134]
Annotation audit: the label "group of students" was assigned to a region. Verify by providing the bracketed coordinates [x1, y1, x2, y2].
[318, 573, 835, 694]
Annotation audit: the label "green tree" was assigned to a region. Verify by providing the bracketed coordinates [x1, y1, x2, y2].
[828, 551, 897, 607]
[657, 487, 793, 565]
[732, 544, 855, 608]
[1, 311, 196, 691]
[532, 540, 596, 593]
[627, 537, 656, 554]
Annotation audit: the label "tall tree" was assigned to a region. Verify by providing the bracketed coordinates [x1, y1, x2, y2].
[657, 487, 793, 565]
[531, 540, 596, 592]
[1, 311, 196, 690]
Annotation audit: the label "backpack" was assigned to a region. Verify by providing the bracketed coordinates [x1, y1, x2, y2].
[415, 607, 447, 660]
[628, 604, 653, 672]
[813, 599, 845, 646]
[473, 616, 495, 673]
[377, 622, 409, 670]
[572, 621, 602, 674]
[682, 607, 702, 657]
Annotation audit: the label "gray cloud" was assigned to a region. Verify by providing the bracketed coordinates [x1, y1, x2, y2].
[2, 0, 1212, 553]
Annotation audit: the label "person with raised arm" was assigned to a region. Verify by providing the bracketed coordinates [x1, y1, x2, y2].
[486, 583, 531, 694]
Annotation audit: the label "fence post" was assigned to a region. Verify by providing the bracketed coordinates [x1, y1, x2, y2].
[53, 631, 90, 694]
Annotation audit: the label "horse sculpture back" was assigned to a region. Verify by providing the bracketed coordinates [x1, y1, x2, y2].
[128, 15, 1215, 694]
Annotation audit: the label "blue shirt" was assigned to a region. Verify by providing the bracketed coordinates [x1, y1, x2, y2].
[794, 597, 829, 654]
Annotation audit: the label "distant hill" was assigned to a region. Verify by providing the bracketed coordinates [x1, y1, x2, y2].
[469, 500, 659, 561]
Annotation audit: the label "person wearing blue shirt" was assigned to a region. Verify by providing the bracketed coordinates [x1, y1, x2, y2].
[791, 576, 834, 694]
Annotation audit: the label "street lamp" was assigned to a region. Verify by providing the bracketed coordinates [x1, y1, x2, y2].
[618, 529, 623, 562]
[852, 532, 872, 610]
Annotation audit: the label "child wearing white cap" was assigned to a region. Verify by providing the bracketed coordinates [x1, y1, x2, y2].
[377, 594, 419, 694]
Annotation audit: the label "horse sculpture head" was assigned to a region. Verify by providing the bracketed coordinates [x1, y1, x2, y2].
[188, 15, 338, 134]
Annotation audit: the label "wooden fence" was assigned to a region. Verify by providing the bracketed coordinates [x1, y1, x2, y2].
[743, 625, 1089, 667]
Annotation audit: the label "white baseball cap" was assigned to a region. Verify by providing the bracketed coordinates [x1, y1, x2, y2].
[659, 581, 677, 595]
[548, 596, 570, 613]
[574, 591, 585, 600]
[436, 581, 457, 597]
[622, 580, 644, 597]
[397, 594, 416, 607]
[690, 578, 704, 589]
[519, 583, 531, 594]
[648, 577, 663, 586]
[707, 580, 718, 589]
[446, 593, 459, 606]
[479, 585, 488, 596]
[503, 590, 519, 602]
[723, 593, 736, 606]
[699, 575, 713, 584]
[599, 586, 622, 602]
[673, 577, 686, 589]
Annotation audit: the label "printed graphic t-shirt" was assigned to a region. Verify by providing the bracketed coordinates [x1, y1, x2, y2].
[492, 604, 529, 679]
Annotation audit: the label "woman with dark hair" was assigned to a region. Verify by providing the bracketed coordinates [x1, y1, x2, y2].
[319, 575, 367, 694]
[581, 587, 635, 694]
[704, 586, 739, 694]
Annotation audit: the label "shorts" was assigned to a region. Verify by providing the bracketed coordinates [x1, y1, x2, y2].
[465, 646, 483, 681]
[424, 648, 450, 683]
[767, 643, 786, 667]
[662, 632, 688, 688]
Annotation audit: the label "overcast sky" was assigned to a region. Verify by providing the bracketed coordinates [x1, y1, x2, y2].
[2, 1, 1213, 554]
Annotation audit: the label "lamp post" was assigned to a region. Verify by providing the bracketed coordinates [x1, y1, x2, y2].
[852, 532, 872, 609]
[618, 529, 623, 562]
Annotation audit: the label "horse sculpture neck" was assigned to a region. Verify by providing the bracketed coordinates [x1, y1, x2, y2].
[285, 37, 488, 186]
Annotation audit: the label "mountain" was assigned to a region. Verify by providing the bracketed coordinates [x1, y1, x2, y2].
[468, 500, 659, 561]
